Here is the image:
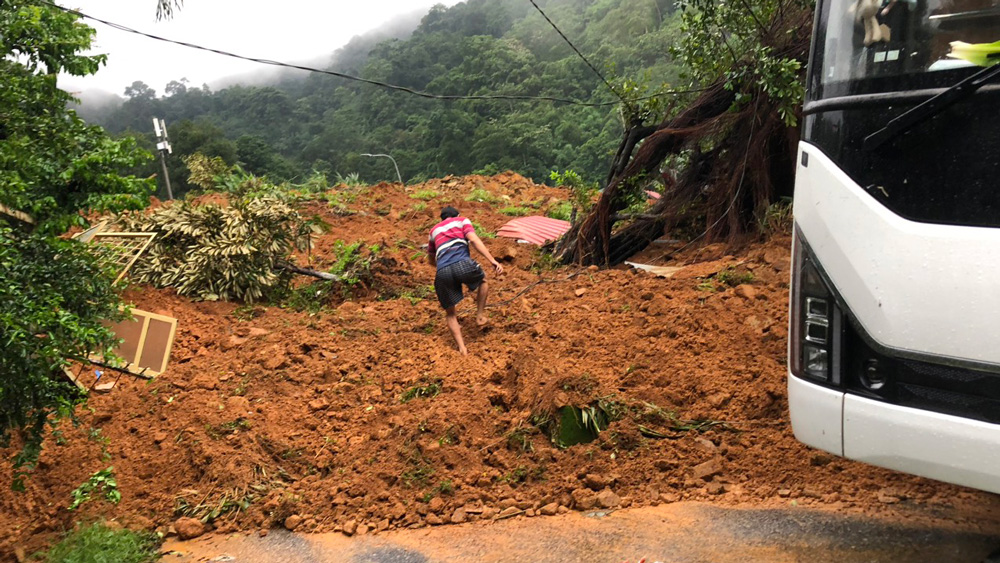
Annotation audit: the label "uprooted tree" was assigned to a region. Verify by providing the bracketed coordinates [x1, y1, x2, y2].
[556, 0, 813, 266]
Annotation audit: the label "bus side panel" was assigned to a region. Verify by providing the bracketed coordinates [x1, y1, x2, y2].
[844, 394, 1000, 494]
[788, 372, 844, 456]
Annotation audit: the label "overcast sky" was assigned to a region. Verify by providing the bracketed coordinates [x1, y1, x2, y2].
[58, 0, 462, 97]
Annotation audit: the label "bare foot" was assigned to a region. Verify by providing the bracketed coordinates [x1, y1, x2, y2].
[458, 345, 468, 356]
[476, 314, 489, 328]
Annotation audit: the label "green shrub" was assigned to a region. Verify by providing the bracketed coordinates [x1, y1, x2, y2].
[550, 170, 599, 220]
[334, 171, 365, 188]
[44, 522, 159, 563]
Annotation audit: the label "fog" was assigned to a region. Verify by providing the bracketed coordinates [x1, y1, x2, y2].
[58, 0, 462, 101]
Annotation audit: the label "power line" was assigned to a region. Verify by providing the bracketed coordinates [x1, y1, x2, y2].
[525, 0, 626, 106]
[42, 1, 696, 107]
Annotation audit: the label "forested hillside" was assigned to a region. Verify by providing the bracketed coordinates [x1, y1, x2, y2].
[84, 0, 682, 197]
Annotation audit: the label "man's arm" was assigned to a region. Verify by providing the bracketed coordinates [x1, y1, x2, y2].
[427, 244, 436, 267]
[467, 232, 503, 275]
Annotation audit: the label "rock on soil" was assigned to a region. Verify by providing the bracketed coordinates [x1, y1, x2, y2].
[284, 515, 303, 531]
[174, 517, 207, 540]
[596, 489, 622, 509]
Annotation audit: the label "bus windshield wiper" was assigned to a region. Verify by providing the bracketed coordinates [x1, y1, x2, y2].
[864, 62, 1000, 150]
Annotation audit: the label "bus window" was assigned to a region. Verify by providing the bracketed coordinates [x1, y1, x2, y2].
[814, 0, 999, 91]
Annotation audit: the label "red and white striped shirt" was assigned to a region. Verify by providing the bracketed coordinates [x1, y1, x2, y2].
[428, 216, 474, 269]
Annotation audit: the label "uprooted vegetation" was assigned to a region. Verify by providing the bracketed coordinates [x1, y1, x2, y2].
[2, 173, 997, 555]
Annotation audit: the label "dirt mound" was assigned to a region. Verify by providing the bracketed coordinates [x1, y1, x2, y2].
[3, 173, 999, 554]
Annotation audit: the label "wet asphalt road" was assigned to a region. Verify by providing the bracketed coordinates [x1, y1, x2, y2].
[163, 501, 1000, 563]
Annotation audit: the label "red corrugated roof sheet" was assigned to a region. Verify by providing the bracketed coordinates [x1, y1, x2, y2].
[496, 216, 571, 246]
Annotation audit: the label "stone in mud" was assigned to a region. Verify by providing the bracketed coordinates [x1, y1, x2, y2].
[571, 488, 598, 510]
[691, 458, 724, 480]
[451, 508, 467, 524]
[390, 502, 406, 520]
[426, 513, 444, 525]
[378, 519, 390, 532]
[539, 502, 559, 516]
[654, 459, 677, 471]
[498, 506, 521, 519]
[343, 520, 358, 536]
[283, 515, 302, 531]
[498, 497, 519, 509]
[428, 496, 445, 513]
[481, 507, 499, 519]
[734, 284, 757, 300]
[583, 473, 611, 490]
[596, 489, 622, 508]
[173, 517, 206, 540]
[659, 492, 680, 503]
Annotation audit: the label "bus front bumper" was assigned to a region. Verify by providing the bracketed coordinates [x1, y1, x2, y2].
[789, 373, 1000, 494]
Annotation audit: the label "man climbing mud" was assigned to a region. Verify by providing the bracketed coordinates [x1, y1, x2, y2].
[427, 206, 503, 355]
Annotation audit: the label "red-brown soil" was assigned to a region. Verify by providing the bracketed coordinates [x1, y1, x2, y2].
[3, 173, 999, 555]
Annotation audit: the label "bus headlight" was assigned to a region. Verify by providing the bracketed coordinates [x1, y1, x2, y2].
[790, 229, 841, 385]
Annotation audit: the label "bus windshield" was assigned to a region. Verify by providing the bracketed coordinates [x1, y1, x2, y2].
[811, 0, 1000, 98]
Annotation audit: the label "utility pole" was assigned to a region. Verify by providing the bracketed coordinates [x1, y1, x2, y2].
[152, 118, 174, 200]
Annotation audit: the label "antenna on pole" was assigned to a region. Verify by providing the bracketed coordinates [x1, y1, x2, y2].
[153, 117, 174, 200]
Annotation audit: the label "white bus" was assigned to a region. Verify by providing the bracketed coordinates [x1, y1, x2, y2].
[788, 0, 1000, 492]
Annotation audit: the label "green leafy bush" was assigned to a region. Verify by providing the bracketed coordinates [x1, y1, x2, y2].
[118, 195, 315, 302]
[546, 201, 573, 221]
[43, 522, 159, 563]
[549, 170, 599, 222]
[0, 229, 128, 488]
[68, 467, 120, 510]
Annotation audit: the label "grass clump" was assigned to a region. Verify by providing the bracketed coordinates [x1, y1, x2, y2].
[465, 188, 500, 204]
[402, 464, 435, 487]
[715, 266, 754, 287]
[400, 379, 442, 403]
[410, 189, 439, 201]
[499, 206, 531, 217]
[43, 522, 160, 563]
[472, 222, 495, 239]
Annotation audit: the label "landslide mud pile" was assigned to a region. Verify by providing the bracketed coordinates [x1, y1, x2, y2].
[3, 173, 998, 552]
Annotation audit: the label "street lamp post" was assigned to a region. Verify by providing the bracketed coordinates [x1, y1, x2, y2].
[360, 153, 402, 184]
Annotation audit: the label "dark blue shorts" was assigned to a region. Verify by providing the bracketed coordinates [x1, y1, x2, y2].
[434, 259, 485, 309]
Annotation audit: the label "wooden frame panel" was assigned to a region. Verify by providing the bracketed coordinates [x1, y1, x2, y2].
[97, 308, 178, 378]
